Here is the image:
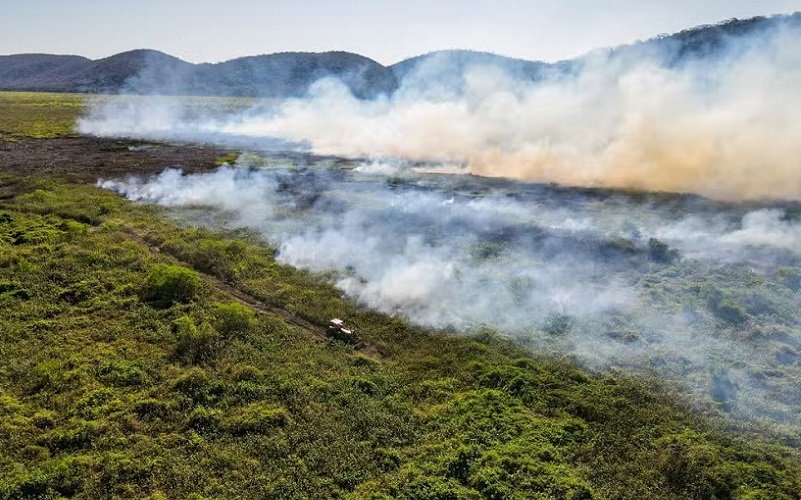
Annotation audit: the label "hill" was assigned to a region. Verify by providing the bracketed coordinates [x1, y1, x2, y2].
[0, 50, 396, 99]
[186, 51, 398, 98]
[606, 11, 801, 64]
[389, 49, 550, 85]
[2, 13, 800, 98]
[0, 54, 91, 91]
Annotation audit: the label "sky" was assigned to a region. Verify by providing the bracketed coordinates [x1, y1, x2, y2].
[2, 0, 801, 64]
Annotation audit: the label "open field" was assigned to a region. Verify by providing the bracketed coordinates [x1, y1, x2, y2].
[0, 91, 256, 142]
[1, 92, 801, 498]
[0, 92, 85, 140]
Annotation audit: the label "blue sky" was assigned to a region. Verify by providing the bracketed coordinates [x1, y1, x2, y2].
[2, 0, 800, 64]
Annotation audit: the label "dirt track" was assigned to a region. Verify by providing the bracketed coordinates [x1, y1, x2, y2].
[121, 223, 377, 356]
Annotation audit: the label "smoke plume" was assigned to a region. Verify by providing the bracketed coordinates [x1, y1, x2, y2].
[81, 20, 801, 201]
[99, 162, 801, 425]
[84, 16, 801, 426]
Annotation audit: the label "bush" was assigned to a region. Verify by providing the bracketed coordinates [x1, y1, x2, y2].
[133, 398, 173, 421]
[712, 297, 748, 325]
[172, 367, 217, 405]
[213, 301, 255, 338]
[707, 289, 748, 325]
[59, 279, 103, 304]
[143, 264, 202, 306]
[187, 406, 222, 434]
[776, 267, 801, 291]
[0, 280, 30, 300]
[97, 359, 149, 387]
[394, 476, 478, 499]
[174, 316, 219, 364]
[543, 314, 573, 336]
[224, 402, 290, 435]
[648, 238, 679, 264]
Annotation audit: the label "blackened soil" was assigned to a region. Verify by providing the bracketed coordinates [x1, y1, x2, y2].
[0, 136, 224, 180]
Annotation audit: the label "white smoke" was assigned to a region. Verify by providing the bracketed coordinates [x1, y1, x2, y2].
[85, 17, 801, 425]
[82, 22, 801, 201]
[98, 159, 801, 424]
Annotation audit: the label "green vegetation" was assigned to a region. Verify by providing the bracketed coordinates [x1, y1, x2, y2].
[0, 92, 85, 139]
[0, 92, 258, 141]
[143, 264, 203, 306]
[0, 173, 799, 499]
[214, 152, 240, 166]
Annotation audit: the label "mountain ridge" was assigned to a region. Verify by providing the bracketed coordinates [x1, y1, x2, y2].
[1, 12, 798, 98]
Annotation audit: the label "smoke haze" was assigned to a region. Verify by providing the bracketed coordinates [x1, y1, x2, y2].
[99, 162, 801, 425]
[83, 15, 801, 426]
[81, 19, 801, 201]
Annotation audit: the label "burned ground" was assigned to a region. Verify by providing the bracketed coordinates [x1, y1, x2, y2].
[0, 136, 223, 180]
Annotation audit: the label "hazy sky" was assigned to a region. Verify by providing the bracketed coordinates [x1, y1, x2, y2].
[2, 1, 801, 64]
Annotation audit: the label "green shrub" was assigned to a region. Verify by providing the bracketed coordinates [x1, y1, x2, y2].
[471, 241, 506, 260]
[97, 359, 149, 387]
[653, 431, 732, 499]
[776, 267, 801, 291]
[648, 238, 679, 264]
[75, 387, 118, 419]
[346, 377, 378, 396]
[0, 280, 30, 300]
[707, 289, 748, 325]
[172, 367, 218, 405]
[3, 456, 86, 498]
[394, 476, 479, 499]
[543, 314, 573, 336]
[133, 398, 174, 421]
[212, 301, 255, 338]
[233, 380, 269, 402]
[31, 410, 56, 429]
[478, 366, 532, 397]
[59, 278, 103, 304]
[40, 420, 102, 452]
[143, 264, 202, 306]
[713, 297, 748, 325]
[174, 316, 220, 364]
[232, 365, 264, 382]
[214, 152, 239, 166]
[187, 406, 222, 434]
[224, 402, 290, 436]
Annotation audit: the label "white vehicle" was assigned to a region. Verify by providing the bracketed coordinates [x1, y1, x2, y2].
[326, 318, 363, 347]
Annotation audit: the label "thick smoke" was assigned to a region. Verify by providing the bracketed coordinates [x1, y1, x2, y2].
[99, 162, 801, 424]
[81, 21, 801, 201]
[83, 17, 801, 425]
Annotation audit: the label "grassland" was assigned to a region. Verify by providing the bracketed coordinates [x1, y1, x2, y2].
[0, 91, 259, 142]
[1, 93, 800, 498]
[0, 92, 85, 140]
